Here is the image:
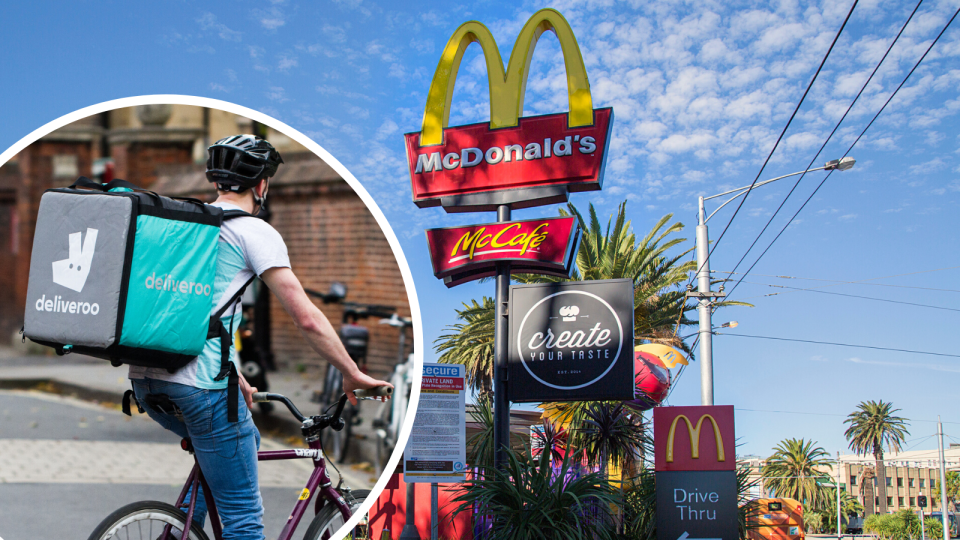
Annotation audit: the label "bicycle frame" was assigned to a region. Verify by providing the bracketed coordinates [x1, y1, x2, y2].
[171, 437, 352, 540]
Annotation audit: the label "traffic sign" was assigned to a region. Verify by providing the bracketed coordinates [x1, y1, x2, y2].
[656, 471, 739, 540]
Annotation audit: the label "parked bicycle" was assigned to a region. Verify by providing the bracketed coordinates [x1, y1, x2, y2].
[371, 313, 414, 476]
[312, 301, 396, 463]
[87, 387, 391, 540]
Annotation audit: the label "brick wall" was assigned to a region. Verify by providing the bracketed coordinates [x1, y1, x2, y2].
[112, 142, 193, 188]
[267, 182, 411, 379]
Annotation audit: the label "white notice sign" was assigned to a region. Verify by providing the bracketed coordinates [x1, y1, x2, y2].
[404, 363, 467, 483]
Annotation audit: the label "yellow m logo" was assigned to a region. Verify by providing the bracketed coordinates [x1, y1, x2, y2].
[419, 8, 594, 147]
[666, 414, 726, 463]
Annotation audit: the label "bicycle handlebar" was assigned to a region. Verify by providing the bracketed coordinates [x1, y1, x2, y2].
[378, 313, 412, 328]
[341, 302, 395, 322]
[354, 387, 393, 399]
[252, 392, 357, 429]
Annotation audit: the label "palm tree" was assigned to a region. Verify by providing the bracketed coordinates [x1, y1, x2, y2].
[762, 438, 833, 509]
[435, 297, 495, 395]
[844, 400, 910, 515]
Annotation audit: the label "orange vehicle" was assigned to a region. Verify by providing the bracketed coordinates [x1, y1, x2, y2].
[744, 498, 805, 540]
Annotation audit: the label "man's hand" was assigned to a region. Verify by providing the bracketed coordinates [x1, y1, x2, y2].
[342, 371, 393, 406]
[239, 372, 257, 410]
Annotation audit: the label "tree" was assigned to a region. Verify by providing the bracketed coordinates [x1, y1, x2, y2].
[761, 438, 832, 509]
[435, 297, 495, 395]
[844, 400, 910, 515]
[933, 470, 960, 512]
[818, 486, 864, 533]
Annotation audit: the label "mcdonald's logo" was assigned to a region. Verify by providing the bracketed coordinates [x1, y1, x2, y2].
[405, 8, 614, 212]
[666, 414, 725, 463]
[654, 405, 735, 472]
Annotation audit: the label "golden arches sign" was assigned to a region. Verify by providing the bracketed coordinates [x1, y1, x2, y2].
[635, 343, 689, 369]
[420, 8, 594, 147]
[665, 414, 726, 463]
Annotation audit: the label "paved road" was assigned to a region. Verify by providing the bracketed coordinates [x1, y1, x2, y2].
[0, 389, 371, 540]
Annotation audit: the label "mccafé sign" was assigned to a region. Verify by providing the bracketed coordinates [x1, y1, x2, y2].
[426, 217, 580, 286]
[653, 405, 735, 472]
[508, 279, 635, 402]
[405, 9, 613, 212]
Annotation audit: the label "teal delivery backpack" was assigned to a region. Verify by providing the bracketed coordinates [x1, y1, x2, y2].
[23, 177, 252, 420]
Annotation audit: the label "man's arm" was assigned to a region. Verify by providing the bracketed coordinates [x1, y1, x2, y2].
[260, 266, 392, 405]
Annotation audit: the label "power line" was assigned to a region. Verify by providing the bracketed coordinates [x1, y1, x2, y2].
[734, 281, 960, 312]
[716, 266, 960, 295]
[720, 0, 923, 287]
[725, 2, 960, 301]
[686, 0, 859, 290]
[716, 332, 960, 359]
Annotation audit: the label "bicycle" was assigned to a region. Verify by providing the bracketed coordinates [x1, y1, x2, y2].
[313, 301, 396, 463]
[87, 387, 391, 540]
[371, 313, 414, 476]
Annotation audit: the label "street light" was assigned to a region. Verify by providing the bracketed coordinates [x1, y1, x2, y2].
[691, 157, 855, 406]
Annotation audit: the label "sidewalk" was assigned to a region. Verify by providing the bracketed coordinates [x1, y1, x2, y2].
[0, 349, 386, 485]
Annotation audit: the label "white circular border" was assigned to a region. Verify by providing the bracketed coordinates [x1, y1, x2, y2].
[516, 289, 623, 390]
[0, 95, 423, 540]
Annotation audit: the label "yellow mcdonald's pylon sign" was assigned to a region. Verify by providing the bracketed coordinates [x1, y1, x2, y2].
[666, 414, 726, 463]
[405, 8, 614, 212]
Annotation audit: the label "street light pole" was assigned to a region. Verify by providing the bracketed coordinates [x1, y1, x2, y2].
[692, 157, 855, 406]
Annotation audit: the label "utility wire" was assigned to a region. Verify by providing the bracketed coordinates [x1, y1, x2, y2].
[725, 3, 960, 301]
[734, 281, 960, 312]
[720, 0, 923, 286]
[717, 332, 960, 359]
[684, 0, 859, 291]
[716, 266, 960, 295]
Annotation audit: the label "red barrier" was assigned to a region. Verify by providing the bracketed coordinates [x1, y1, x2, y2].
[368, 474, 473, 540]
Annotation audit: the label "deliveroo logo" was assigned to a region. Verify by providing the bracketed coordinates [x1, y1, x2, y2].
[52, 228, 98, 292]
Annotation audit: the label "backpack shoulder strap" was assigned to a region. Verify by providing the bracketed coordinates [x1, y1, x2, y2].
[206, 274, 257, 422]
[221, 209, 256, 221]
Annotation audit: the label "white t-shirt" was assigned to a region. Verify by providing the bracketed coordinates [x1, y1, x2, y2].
[129, 202, 291, 388]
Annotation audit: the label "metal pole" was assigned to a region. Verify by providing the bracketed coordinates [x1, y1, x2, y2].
[939, 416, 949, 540]
[430, 483, 438, 540]
[398, 478, 421, 540]
[696, 197, 714, 406]
[493, 204, 512, 470]
[838, 452, 843, 540]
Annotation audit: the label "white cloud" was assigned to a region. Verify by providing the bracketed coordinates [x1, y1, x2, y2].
[197, 13, 242, 42]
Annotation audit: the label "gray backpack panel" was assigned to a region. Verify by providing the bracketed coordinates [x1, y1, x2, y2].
[24, 191, 132, 348]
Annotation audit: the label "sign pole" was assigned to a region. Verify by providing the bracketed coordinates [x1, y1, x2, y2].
[493, 204, 511, 471]
[430, 482, 439, 540]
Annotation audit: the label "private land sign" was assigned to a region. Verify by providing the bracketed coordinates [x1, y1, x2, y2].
[404, 363, 467, 483]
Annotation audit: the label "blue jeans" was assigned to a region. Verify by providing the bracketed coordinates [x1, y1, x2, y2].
[132, 378, 264, 540]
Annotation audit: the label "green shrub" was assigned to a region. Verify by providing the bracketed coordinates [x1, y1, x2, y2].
[451, 446, 620, 540]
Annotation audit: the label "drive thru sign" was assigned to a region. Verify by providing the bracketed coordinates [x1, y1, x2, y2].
[655, 406, 738, 540]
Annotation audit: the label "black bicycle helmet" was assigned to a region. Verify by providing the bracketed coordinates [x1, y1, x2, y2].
[206, 134, 284, 192]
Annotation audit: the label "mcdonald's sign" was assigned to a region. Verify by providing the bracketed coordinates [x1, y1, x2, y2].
[405, 9, 613, 212]
[654, 405, 735, 472]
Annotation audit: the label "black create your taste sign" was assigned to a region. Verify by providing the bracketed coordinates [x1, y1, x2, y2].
[507, 279, 635, 403]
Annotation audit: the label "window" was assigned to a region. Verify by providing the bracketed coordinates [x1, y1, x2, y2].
[899, 497, 904, 506]
[932, 479, 937, 488]
[910, 478, 916, 488]
[921, 479, 926, 488]
[897, 477, 904, 487]
[911, 497, 916, 506]
[876, 497, 880, 506]
[887, 497, 894, 506]
[851, 476, 857, 485]
[887, 477, 893, 487]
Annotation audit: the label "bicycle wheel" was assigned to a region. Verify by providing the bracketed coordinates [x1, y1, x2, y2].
[87, 501, 209, 540]
[302, 489, 370, 540]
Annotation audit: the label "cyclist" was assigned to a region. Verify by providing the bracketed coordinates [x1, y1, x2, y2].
[127, 134, 392, 540]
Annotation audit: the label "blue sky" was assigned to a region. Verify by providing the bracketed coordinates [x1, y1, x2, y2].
[3, 0, 960, 460]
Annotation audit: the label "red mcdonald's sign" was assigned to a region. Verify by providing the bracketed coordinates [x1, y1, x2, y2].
[654, 405, 735, 472]
[426, 217, 580, 287]
[405, 8, 613, 212]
